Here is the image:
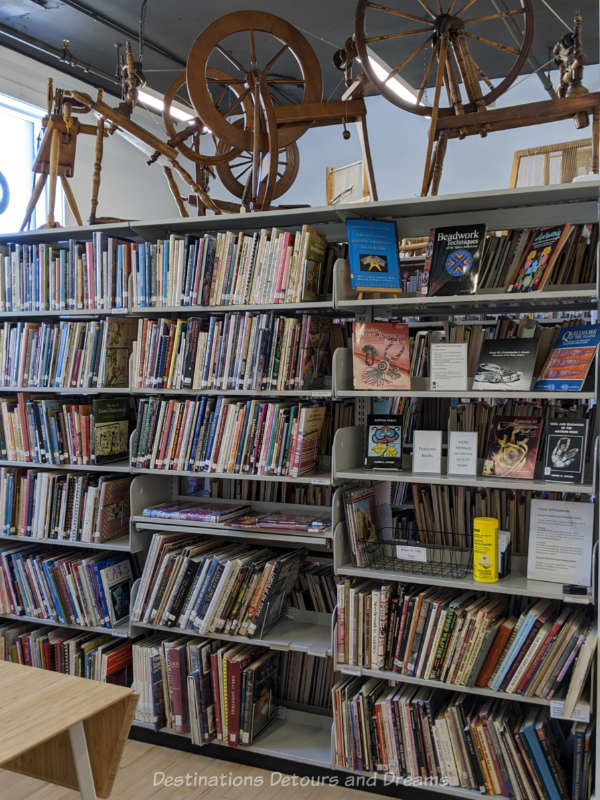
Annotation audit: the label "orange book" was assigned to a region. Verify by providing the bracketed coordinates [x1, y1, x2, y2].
[475, 617, 515, 687]
[156, 400, 175, 468]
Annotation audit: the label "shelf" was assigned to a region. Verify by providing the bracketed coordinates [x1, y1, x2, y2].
[131, 609, 331, 657]
[0, 460, 131, 473]
[0, 386, 130, 395]
[133, 708, 333, 769]
[335, 562, 593, 605]
[129, 300, 336, 314]
[0, 533, 132, 551]
[130, 387, 332, 399]
[0, 611, 130, 637]
[130, 466, 331, 485]
[335, 466, 594, 495]
[0, 308, 129, 319]
[337, 665, 553, 709]
[132, 516, 332, 547]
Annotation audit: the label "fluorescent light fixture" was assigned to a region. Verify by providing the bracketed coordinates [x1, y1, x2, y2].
[366, 49, 418, 105]
[137, 86, 195, 122]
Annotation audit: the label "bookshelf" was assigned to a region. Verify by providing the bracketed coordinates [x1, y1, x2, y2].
[0, 181, 598, 795]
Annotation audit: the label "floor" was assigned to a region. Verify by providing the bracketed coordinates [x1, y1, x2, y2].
[0, 739, 380, 799]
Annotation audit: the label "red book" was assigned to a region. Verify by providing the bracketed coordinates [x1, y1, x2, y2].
[352, 322, 410, 391]
[475, 618, 515, 687]
[227, 649, 257, 747]
[210, 650, 223, 742]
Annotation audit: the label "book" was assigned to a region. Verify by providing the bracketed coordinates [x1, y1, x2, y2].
[543, 419, 588, 483]
[422, 224, 485, 296]
[92, 398, 130, 464]
[472, 338, 538, 391]
[482, 416, 541, 479]
[364, 414, 402, 469]
[352, 322, 410, 390]
[507, 224, 573, 292]
[346, 219, 400, 290]
[99, 559, 133, 626]
[535, 324, 600, 392]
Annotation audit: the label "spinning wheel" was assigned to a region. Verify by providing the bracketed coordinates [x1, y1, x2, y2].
[355, 0, 533, 117]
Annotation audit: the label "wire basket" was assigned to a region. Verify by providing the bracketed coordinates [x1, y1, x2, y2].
[361, 530, 473, 579]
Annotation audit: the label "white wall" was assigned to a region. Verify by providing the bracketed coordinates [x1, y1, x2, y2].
[0, 43, 598, 223]
[0, 45, 178, 226]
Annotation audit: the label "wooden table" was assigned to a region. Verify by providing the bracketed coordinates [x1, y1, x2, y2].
[0, 661, 137, 799]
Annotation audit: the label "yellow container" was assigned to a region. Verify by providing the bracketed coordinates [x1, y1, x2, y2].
[473, 517, 499, 583]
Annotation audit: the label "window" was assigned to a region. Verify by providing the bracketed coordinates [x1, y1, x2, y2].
[0, 92, 65, 233]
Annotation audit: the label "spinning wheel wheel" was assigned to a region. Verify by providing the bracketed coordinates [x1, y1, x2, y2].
[355, 0, 533, 116]
[215, 120, 300, 204]
[163, 70, 248, 166]
[186, 11, 323, 153]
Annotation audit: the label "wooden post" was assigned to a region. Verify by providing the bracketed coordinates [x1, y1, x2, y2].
[356, 115, 378, 201]
[47, 126, 61, 227]
[593, 107, 599, 174]
[90, 117, 104, 225]
[430, 132, 448, 196]
[163, 166, 189, 217]
[421, 35, 448, 196]
[60, 176, 83, 226]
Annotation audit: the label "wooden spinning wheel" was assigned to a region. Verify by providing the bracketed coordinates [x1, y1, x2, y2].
[355, 0, 533, 117]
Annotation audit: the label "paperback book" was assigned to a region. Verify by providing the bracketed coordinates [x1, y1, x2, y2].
[507, 224, 573, 292]
[352, 322, 410, 390]
[364, 414, 402, 468]
[482, 416, 541, 479]
[422, 223, 486, 296]
[472, 338, 538, 391]
[346, 219, 400, 290]
[535, 324, 600, 391]
[543, 419, 588, 483]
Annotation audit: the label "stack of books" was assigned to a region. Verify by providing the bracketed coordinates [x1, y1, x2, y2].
[0, 469, 130, 542]
[279, 651, 333, 710]
[132, 397, 327, 477]
[0, 620, 132, 684]
[131, 533, 305, 638]
[0, 545, 132, 628]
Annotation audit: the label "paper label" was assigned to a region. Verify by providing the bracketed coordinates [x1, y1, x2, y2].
[396, 545, 427, 563]
[550, 700, 590, 723]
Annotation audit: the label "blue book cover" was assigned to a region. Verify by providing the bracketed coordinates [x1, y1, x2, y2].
[535, 324, 600, 392]
[521, 715, 562, 800]
[490, 608, 537, 691]
[187, 396, 207, 470]
[346, 219, 400, 290]
[203, 397, 224, 470]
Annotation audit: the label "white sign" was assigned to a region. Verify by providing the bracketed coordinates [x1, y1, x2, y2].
[396, 545, 427, 563]
[429, 343, 468, 392]
[448, 431, 478, 476]
[527, 499, 594, 586]
[412, 430, 442, 474]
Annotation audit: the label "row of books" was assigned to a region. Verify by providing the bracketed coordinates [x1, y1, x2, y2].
[288, 561, 335, 614]
[352, 321, 599, 393]
[332, 678, 590, 800]
[132, 314, 343, 392]
[344, 484, 587, 559]
[279, 651, 333, 710]
[0, 621, 132, 684]
[131, 533, 305, 638]
[336, 582, 593, 703]
[0, 319, 136, 390]
[0, 545, 133, 628]
[0, 396, 131, 465]
[0, 469, 130, 543]
[203, 477, 333, 507]
[142, 500, 331, 535]
[132, 397, 327, 476]
[0, 234, 132, 312]
[130, 227, 329, 308]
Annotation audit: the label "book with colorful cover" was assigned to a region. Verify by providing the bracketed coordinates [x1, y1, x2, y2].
[142, 502, 250, 522]
[535, 324, 600, 391]
[422, 224, 485, 296]
[543, 419, 588, 484]
[507, 225, 572, 292]
[482, 416, 541, 479]
[352, 322, 410, 390]
[346, 219, 400, 290]
[364, 414, 403, 468]
[91, 398, 130, 464]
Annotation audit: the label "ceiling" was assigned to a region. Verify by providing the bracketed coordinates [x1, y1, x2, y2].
[0, 0, 598, 103]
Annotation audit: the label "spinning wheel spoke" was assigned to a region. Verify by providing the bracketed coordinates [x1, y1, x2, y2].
[222, 87, 252, 117]
[469, 52, 494, 90]
[366, 27, 433, 44]
[455, 0, 483, 15]
[249, 30, 257, 70]
[447, 0, 458, 12]
[387, 35, 434, 82]
[415, 0, 437, 19]
[365, 2, 430, 23]
[417, 46, 437, 104]
[216, 45, 246, 74]
[263, 43, 289, 74]
[463, 31, 520, 56]
[464, 9, 525, 24]
[266, 79, 307, 85]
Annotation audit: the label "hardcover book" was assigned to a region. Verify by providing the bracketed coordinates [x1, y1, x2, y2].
[422, 224, 486, 296]
[472, 338, 538, 391]
[543, 419, 588, 484]
[535, 324, 600, 392]
[364, 414, 402, 469]
[92, 398, 130, 464]
[346, 219, 400, 290]
[352, 322, 410, 390]
[95, 475, 131, 541]
[482, 416, 541, 479]
[507, 224, 572, 292]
